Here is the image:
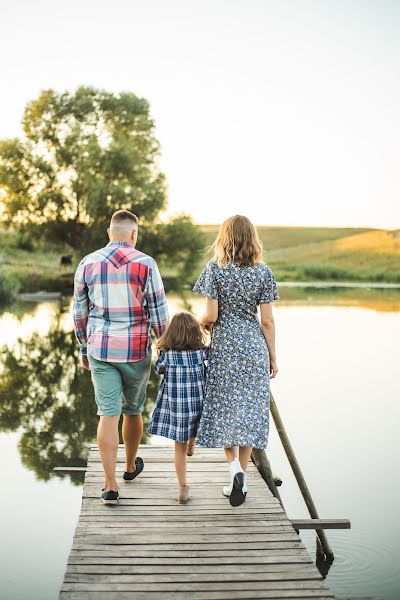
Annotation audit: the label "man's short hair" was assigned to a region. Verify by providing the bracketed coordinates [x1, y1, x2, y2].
[110, 210, 138, 234]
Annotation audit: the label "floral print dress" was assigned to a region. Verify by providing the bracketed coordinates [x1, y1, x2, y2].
[193, 260, 279, 449]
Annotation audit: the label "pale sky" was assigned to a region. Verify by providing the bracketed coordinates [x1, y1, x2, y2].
[0, 0, 399, 228]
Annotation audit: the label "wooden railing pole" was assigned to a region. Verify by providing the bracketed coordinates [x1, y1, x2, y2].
[251, 448, 283, 506]
[269, 392, 334, 560]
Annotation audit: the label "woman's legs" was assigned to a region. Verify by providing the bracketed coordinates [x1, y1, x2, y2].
[239, 446, 253, 472]
[224, 446, 239, 463]
[223, 446, 252, 505]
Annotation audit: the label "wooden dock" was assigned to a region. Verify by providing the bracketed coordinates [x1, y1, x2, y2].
[60, 444, 336, 599]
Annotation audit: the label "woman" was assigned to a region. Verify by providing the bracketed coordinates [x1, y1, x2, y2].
[193, 215, 279, 507]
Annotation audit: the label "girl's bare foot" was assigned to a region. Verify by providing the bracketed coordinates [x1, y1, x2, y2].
[177, 484, 190, 503]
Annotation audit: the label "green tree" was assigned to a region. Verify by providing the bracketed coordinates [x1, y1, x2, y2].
[0, 86, 206, 283]
[0, 87, 166, 249]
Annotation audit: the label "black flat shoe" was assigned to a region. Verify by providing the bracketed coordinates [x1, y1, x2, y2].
[101, 488, 119, 505]
[123, 457, 144, 481]
[229, 472, 246, 507]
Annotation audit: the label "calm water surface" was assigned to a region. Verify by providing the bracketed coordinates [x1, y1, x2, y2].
[0, 290, 399, 599]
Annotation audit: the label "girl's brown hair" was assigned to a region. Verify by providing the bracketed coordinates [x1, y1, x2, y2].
[212, 215, 263, 268]
[157, 312, 206, 352]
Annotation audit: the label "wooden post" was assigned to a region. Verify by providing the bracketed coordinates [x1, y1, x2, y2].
[251, 448, 283, 505]
[269, 392, 334, 561]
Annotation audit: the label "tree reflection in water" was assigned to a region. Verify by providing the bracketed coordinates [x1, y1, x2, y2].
[0, 310, 159, 485]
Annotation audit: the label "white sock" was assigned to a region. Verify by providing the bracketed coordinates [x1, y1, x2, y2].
[230, 458, 243, 477]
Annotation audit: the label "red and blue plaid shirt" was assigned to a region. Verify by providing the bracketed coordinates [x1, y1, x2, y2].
[73, 241, 169, 362]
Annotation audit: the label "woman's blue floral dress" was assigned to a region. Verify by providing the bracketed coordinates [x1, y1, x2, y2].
[193, 260, 279, 449]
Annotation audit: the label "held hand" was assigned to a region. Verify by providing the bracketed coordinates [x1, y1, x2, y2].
[270, 360, 278, 379]
[81, 355, 90, 371]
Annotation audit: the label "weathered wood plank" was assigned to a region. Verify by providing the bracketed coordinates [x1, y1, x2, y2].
[64, 568, 322, 582]
[71, 541, 305, 552]
[60, 590, 334, 599]
[68, 546, 306, 558]
[291, 519, 351, 530]
[67, 552, 312, 565]
[61, 581, 331, 591]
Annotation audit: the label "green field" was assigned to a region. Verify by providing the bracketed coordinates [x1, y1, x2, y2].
[0, 225, 399, 300]
[201, 225, 400, 283]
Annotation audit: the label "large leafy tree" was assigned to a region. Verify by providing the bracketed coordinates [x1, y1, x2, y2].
[0, 87, 205, 280]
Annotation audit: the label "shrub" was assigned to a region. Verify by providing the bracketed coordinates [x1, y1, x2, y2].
[0, 273, 20, 306]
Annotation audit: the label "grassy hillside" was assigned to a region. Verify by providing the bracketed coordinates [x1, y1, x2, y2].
[201, 226, 400, 282]
[0, 226, 399, 299]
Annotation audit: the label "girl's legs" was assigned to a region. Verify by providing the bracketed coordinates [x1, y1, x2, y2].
[175, 441, 190, 503]
[174, 441, 188, 486]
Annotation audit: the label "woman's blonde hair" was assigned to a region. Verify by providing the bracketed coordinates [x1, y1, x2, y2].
[212, 215, 263, 268]
[157, 312, 206, 352]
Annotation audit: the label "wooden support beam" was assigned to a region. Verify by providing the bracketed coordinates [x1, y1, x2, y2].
[291, 519, 351, 530]
[54, 467, 87, 472]
[270, 392, 335, 560]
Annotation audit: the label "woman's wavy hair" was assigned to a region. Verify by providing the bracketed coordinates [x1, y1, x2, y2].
[157, 312, 206, 352]
[212, 215, 263, 268]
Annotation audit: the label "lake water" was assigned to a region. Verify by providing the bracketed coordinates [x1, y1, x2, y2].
[0, 289, 399, 600]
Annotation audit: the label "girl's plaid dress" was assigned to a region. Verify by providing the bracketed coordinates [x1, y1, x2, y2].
[148, 349, 208, 442]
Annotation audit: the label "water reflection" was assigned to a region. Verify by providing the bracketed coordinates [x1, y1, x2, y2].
[0, 308, 159, 485]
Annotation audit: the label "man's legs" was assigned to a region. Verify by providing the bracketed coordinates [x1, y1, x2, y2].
[88, 356, 123, 495]
[98, 415, 120, 492]
[122, 414, 143, 472]
[119, 354, 152, 473]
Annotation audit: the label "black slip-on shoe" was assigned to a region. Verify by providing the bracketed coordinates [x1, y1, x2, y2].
[101, 489, 120, 505]
[229, 472, 246, 507]
[123, 457, 144, 481]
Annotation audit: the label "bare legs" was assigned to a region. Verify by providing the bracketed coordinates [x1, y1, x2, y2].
[175, 441, 188, 487]
[98, 413, 144, 492]
[224, 445, 253, 471]
[122, 413, 143, 472]
[97, 416, 119, 492]
[174, 438, 195, 502]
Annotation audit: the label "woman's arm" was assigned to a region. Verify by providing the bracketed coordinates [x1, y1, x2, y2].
[200, 298, 218, 333]
[260, 302, 278, 379]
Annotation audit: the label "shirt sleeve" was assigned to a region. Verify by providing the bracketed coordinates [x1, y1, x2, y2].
[259, 266, 280, 304]
[154, 352, 168, 374]
[146, 260, 169, 339]
[73, 259, 89, 356]
[193, 261, 218, 299]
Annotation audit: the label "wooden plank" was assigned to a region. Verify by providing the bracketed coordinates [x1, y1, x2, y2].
[67, 552, 312, 565]
[291, 519, 351, 530]
[61, 581, 331, 591]
[60, 591, 334, 599]
[69, 547, 307, 558]
[68, 548, 309, 565]
[71, 541, 305, 551]
[64, 568, 322, 582]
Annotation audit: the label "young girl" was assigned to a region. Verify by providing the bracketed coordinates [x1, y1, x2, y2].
[147, 312, 208, 503]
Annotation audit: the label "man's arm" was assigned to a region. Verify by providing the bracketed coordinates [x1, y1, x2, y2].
[147, 260, 169, 339]
[73, 259, 90, 367]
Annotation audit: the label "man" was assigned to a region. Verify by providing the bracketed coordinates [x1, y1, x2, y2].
[73, 210, 168, 504]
